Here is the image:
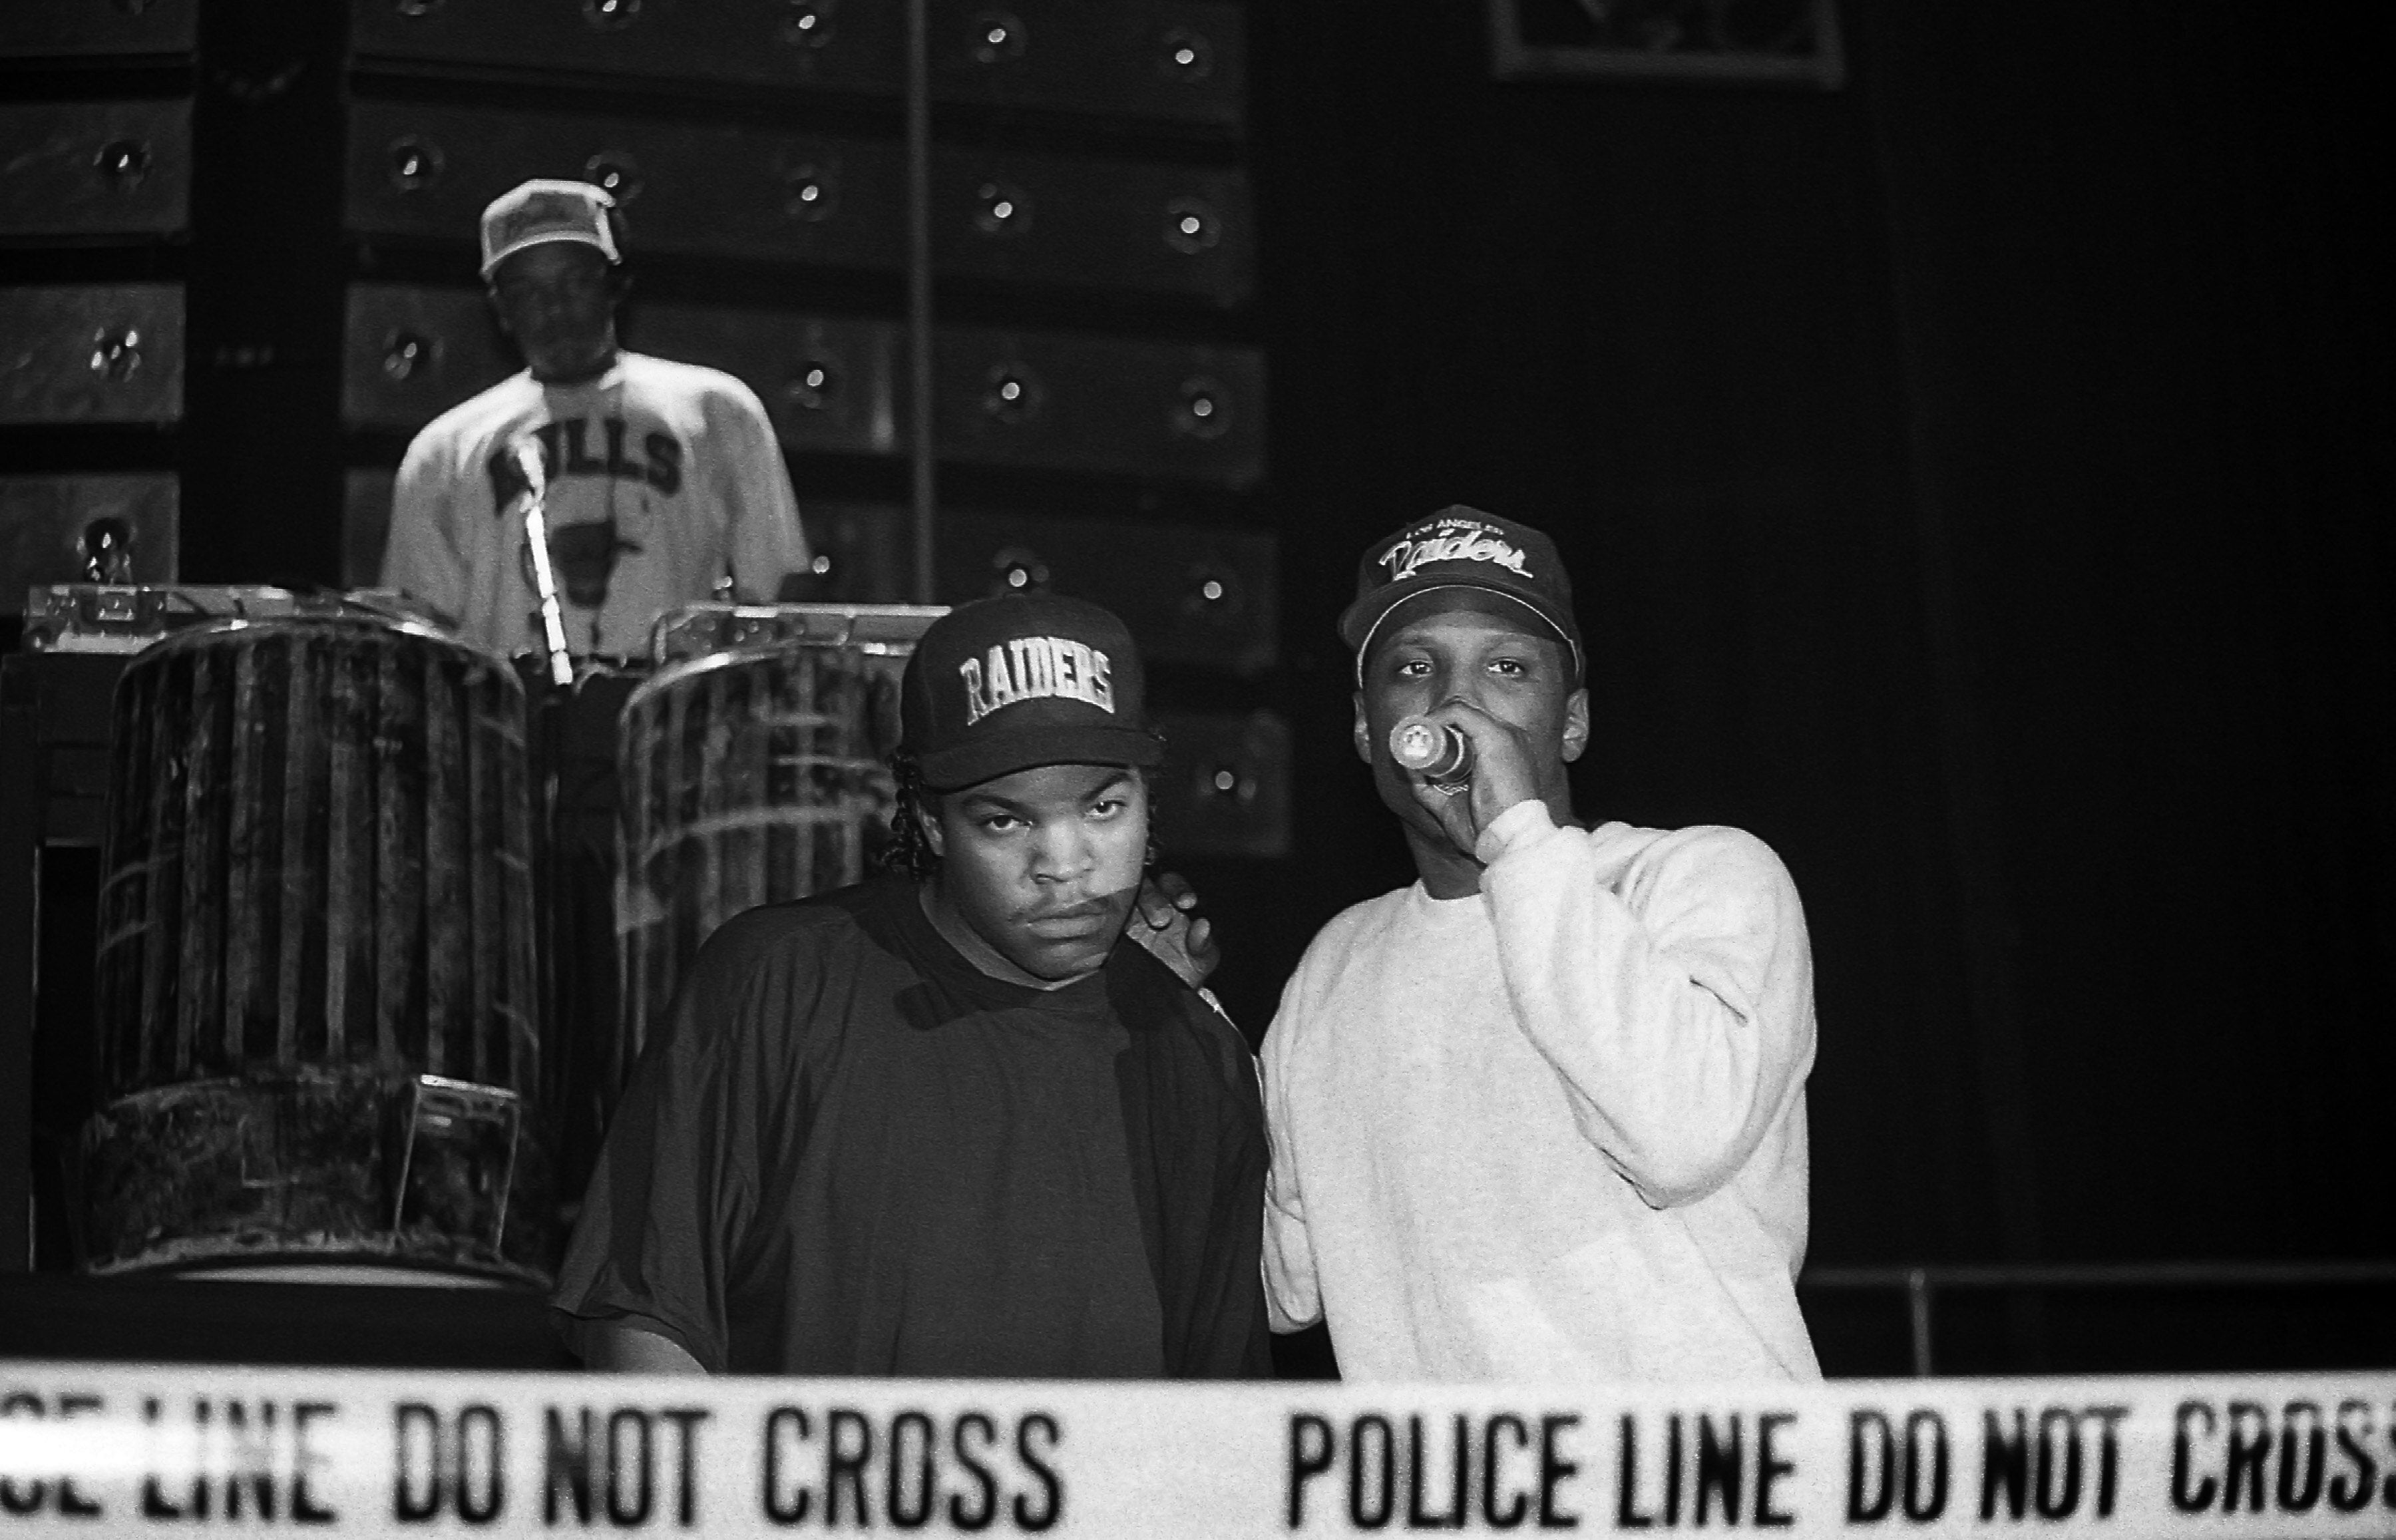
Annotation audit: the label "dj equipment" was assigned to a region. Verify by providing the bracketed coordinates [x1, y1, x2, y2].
[644, 599, 947, 666]
[16, 583, 377, 654]
[81, 616, 548, 1282]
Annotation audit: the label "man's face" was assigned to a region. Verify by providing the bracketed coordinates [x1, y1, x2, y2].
[488, 242, 617, 383]
[922, 762, 1149, 984]
[1352, 604, 1587, 840]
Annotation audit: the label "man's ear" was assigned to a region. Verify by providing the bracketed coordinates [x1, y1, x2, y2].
[1352, 693, 1373, 765]
[484, 284, 513, 339]
[1560, 687, 1591, 763]
[916, 792, 946, 858]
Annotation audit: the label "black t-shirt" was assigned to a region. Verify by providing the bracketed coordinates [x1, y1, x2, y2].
[550, 876, 1271, 1377]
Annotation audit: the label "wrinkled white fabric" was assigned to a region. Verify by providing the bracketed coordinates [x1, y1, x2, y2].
[1263, 802, 1820, 1382]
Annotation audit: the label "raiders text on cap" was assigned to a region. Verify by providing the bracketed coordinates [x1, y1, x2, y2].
[960, 635, 1115, 726]
[1378, 520, 1534, 584]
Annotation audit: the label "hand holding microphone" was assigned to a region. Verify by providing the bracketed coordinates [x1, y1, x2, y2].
[1388, 703, 1553, 856]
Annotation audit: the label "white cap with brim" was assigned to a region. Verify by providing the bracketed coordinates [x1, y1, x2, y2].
[479, 179, 621, 278]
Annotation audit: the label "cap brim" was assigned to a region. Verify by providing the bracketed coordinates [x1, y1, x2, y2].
[482, 230, 618, 278]
[1344, 583, 1583, 683]
[916, 723, 1165, 793]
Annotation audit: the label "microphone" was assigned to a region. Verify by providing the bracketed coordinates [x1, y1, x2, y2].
[1389, 715, 1472, 782]
[510, 434, 573, 687]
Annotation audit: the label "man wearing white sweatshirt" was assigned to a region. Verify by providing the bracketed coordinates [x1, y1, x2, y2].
[1260, 506, 1820, 1382]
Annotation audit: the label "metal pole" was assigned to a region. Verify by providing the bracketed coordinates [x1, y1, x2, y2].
[904, 0, 938, 605]
[522, 490, 574, 689]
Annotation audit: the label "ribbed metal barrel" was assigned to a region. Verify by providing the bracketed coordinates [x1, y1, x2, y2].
[612, 640, 908, 1108]
[84, 616, 548, 1280]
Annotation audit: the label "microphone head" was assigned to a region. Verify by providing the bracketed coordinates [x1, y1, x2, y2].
[1388, 715, 1471, 780]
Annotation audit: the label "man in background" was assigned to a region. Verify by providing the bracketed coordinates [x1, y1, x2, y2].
[1261, 506, 1820, 1381]
[379, 177, 810, 660]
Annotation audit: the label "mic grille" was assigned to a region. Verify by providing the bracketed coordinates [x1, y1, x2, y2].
[1388, 715, 1471, 780]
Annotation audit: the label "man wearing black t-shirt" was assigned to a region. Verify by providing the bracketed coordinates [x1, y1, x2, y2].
[550, 592, 1270, 1377]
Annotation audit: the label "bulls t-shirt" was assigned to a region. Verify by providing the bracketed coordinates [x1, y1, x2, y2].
[381, 351, 807, 658]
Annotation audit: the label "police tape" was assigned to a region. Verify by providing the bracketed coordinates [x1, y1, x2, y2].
[2, 1362, 2393, 1536]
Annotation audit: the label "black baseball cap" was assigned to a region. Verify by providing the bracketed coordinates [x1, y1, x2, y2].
[1338, 506, 1584, 683]
[900, 592, 1165, 791]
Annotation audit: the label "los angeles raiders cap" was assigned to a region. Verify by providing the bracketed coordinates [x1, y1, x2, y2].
[1338, 505, 1585, 684]
[900, 592, 1165, 792]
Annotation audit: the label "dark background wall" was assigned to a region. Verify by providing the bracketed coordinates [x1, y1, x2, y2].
[1199, 0, 2391, 1306]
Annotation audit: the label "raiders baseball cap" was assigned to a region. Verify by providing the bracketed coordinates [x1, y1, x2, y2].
[1338, 505, 1585, 683]
[900, 592, 1165, 792]
[479, 179, 622, 278]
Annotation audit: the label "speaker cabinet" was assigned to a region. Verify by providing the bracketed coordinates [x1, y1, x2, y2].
[0, 286, 184, 424]
[0, 102, 191, 240]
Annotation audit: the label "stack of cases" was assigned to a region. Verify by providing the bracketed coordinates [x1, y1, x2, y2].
[0, 1, 206, 1273]
[0, 3, 194, 616]
[338, 0, 1285, 859]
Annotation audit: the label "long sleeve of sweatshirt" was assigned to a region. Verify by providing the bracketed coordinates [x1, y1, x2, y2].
[1474, 801, 1816, 1211]
[1259, 976, 1322, 1333]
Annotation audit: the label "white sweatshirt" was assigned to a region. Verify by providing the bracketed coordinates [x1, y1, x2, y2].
[1260, 801, 1820, 1382]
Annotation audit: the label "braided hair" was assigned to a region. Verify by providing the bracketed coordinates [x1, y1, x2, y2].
[880, 750, 941, 879]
